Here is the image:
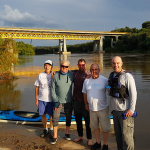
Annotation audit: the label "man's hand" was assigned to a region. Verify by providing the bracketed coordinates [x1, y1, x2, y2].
[126, 110, 133, 117]
[86, 74, 91, 79]
[52, 72, 56, 79]
[85, 104, 89, 111]
[53, 107, 59, 111]
[36, 100, 38, 107]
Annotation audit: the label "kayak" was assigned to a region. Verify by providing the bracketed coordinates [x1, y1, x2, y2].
[0, 110, 113, 125]
[0, 110, 76, 125]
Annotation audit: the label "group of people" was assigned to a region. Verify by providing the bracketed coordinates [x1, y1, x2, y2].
[34, 56, 137, 150]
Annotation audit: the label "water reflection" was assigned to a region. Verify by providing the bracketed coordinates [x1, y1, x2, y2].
[16, 55, 34, 67]
[93, 53, 104, 69]
[59, 54, 68, 62]
[0, 80, 21, 110]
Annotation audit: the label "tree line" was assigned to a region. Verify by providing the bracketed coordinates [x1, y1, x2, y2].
[105, 21, 150, 53]
[0, 38, 35, 78]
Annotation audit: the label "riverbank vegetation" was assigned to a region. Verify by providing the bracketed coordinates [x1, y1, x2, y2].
[105, 21, 150, 53]
[0, 38, 35, 79]
[16, 41, 35, 55]
[0, 38, 19, 80]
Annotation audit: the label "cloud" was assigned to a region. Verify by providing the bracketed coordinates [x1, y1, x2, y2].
[0, 5, 60, 28]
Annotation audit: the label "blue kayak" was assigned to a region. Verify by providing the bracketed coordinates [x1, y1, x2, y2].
[0, 110, 113, 125]
[0, 110, 76, 124]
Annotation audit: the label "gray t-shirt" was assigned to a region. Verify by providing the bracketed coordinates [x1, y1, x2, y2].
[109, 72, 137, 113]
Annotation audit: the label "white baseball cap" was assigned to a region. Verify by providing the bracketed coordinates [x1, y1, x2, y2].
[44, 60, 53, 66]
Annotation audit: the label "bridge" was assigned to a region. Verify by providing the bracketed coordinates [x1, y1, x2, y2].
[0, 26, 127, 54]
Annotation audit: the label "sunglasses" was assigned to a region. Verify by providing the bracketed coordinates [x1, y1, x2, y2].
[78, 64, 85, 67]
[61, 65, 69, 68]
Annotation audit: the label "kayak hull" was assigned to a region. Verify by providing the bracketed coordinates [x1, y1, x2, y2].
[0, 110, 113, 125]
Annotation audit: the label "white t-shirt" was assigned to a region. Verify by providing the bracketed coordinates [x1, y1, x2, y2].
[34, 72, 53, 102]
[82, 75, 108, 111]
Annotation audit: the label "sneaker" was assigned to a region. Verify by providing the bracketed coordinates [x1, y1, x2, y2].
[102, 144, 108, 150]
[40, 129, 48, 138]
[50, 138, 58, 145]
[49, 129, 53, 139]
[91, 142, 101, 150]
[64, 134, 71, 141]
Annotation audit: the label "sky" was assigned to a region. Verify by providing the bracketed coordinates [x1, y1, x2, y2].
[0, 0, 150, 47]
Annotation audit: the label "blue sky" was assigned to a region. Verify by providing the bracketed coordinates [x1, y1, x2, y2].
[0, 0, 150, 46]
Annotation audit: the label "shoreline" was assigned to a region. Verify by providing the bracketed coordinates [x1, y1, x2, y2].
[0, 122, 117, 150]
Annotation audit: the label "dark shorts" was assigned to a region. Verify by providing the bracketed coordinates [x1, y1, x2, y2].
[37, 100, 53, 116]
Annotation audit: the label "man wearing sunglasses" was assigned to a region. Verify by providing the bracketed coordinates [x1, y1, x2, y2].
[72, 59, 93, 146]
[50, 60, 74, 145]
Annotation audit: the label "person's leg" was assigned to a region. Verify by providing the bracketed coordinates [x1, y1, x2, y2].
[122, 116, 134, 150]
[98, 107, 111, 150]
[74, 100, 84, 142]
[94, 128, 101, 144]
[90, 110, 102, 150]
[74, 110, 83, 141]
[50, 104, 62, 144]
[49, 115, 53, 129]
[83, 105, 93, 145]
[46, 102, 53, 129]
[53, 126, 58, 138]
[102, 131, 109, 145]
[64, 102, 73, 140]
[65, 126, 70, 134]
[52, 104, 62, 139]
[41, 114, 47, 128]
[113, 111, 123, 150]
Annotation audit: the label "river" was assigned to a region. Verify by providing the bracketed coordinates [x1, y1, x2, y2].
[0, 53, 150, 150]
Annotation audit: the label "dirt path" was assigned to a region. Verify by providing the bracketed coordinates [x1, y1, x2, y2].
[0, 122, 117, 150]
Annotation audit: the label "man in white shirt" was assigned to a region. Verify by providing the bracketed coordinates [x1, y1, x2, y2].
[82, 64, 111, 150]
[34, 60, 53, 138]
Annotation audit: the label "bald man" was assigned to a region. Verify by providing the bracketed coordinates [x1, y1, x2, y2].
[108, 56, 137, 150]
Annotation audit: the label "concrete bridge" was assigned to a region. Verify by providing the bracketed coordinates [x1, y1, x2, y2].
[0, 26, 127, 54]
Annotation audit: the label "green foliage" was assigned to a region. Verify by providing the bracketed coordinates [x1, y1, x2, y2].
[110, 22, 150, 53]
[142, 21, 150, 29]
[0, 38, 19, 73]
[34, 41, 94, 54]
[33, 46, 55, 54]
[16, 41, 35, 55]
[112, 26, 139, 34]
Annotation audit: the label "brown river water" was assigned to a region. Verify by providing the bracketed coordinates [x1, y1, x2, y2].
[0, 53, 150, 149]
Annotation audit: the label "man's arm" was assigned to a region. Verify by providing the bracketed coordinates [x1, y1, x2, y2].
[51, 75, 60, 111]
[51, 76, 59, 103]
[126, 73, 137, 117]
[83, 93, 89, 111]
[35, 86, 39, 107]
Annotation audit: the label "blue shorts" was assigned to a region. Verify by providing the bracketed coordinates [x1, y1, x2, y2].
[37, 100, 53, 116]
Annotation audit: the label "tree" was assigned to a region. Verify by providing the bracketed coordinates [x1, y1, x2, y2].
[0, 38, 19, 74]
[142, 21, 150, 29]
[16, 41, 35, 55]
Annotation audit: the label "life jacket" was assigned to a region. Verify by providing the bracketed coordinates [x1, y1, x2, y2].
[108, 71, 132, 103]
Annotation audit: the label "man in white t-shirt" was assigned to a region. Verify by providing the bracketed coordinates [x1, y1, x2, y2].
[34, 60, 53, 138]
[82, 64, 111, 150]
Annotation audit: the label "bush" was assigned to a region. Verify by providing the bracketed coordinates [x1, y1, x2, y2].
[0, 38, 19, 73]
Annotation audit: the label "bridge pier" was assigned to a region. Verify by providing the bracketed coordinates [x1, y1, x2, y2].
[93, 37, 105, 53]
[58, 36, 71, 54]
[111, 36, 119, 48]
